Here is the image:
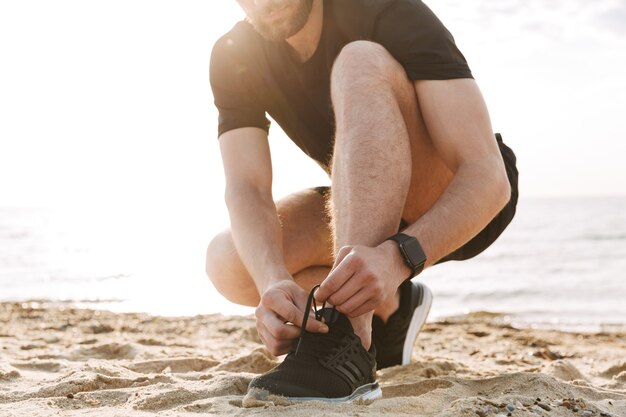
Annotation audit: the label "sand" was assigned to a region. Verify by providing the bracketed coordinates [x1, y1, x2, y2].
[0, 302, 624, 417]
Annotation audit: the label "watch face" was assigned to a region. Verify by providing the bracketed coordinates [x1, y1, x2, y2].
[402, 238, 426, 268]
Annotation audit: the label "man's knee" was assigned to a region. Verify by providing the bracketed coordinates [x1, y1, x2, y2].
[331, 41, 404, 87]
[205, 231, 237, 293]
[206, 232, 260, 307]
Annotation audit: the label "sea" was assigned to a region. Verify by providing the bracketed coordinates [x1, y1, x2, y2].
[1, 196, 625, 332]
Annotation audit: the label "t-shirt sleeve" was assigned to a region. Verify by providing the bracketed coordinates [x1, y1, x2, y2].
[209, 34, 270, 138]
[372, 0, 473, 80]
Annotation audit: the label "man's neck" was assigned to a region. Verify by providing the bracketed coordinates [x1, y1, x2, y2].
[285, 0, 323, 63]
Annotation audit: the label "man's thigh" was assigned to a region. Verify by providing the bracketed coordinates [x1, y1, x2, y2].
[207, 187, 333, 306]
[216, 186, 335, 276]
[276, 187, 335, 272]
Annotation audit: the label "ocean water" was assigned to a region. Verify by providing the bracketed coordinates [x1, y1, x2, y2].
[1, 196, 625, 331]
[421, 196, 626, 331]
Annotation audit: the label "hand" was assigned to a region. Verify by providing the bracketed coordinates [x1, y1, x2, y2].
[255, 279, 329, 356]
[315, 242, 410, 318]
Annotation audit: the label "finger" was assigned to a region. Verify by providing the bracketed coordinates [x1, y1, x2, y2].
[264, 313, 301, 340]
[291, 298, 329, 333]
[349, 298, 381, 318]
[316, 253, 359, 302]
[275, 294, 328, 333]
[256, 321, 275, 352]
[262, 336, 296, 356]
[290, 287, 318, 315]
[257, 320, 297, 356]
[335, 287, 372, 316]
[265, 334, 295, 355]
[326, 273, 365, 307]
[332, 246, 353, 269]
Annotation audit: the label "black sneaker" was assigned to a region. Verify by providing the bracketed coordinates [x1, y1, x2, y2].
[372, 280, 433, 369]
[245, 286, 382, 403]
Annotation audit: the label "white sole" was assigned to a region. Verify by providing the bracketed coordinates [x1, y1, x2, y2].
[248, 382, 383, 404]
[288, 382, 382, 403]
[402, 283, 433, 365]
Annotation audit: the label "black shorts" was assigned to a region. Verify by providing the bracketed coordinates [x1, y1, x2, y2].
[313, 133, 519, 264]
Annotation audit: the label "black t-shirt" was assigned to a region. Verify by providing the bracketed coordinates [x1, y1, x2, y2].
[210, 0, 472, 172]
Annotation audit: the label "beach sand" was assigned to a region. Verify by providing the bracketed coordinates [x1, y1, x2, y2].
[0, 302, 624, 417]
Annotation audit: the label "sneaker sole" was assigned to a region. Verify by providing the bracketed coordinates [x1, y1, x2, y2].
[246, 381, 382, 404]
[402, 282, 433, 365]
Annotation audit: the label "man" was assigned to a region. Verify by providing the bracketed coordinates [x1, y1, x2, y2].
[207, 0, 518, 403]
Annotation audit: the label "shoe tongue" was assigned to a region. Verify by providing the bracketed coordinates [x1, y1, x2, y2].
[316, 308, 353, 334]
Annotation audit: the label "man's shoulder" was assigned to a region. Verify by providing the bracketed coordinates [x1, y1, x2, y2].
[211, 21, 263, 64]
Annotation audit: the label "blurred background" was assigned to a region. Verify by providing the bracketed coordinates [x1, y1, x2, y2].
[1, 0, 625, 330]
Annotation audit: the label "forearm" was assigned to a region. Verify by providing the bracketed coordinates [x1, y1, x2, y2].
[393, 160, 510, 267]
[225, 187, 291, 293]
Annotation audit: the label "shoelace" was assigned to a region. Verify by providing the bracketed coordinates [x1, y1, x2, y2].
[295, 284, 337, 356]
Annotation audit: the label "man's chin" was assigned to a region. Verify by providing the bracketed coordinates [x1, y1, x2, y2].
[248, 0, 314, 42]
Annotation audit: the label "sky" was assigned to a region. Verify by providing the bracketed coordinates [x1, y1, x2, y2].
[1, 0, 625, 217]
[1, 4, 625, 227]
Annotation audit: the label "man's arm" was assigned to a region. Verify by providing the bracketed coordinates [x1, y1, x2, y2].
[392, 78, 511, 265]
[219, 127, 328, 355]
[316, 78, 511, 316]
[219, 127, 289, 292]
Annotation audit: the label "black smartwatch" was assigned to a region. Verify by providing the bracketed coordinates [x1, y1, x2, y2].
[386, 233, 427, 279]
